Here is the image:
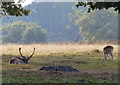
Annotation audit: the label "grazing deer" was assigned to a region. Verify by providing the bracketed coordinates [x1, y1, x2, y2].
[103, 45, 114, 61]
[9, 48, 35, 64]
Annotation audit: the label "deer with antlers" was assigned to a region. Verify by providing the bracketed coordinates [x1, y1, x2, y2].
[103, 45, 114, 61]
[9, 48, 35, 64]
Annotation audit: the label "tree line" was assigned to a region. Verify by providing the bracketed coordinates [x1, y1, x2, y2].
[0, 21, 47, 44]
[68, 8, 118, 41]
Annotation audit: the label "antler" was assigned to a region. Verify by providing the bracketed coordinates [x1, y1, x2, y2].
[19, 48, 25, 58]
[27, 48, 35, 60]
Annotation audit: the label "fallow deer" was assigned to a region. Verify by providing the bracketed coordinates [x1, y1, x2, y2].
[9, 48, 35, 64]
[103, 45, 114, 61]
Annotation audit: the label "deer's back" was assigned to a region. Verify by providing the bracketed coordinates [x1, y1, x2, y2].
[103, 46, 113, 54]
[10, 57, 25, 64]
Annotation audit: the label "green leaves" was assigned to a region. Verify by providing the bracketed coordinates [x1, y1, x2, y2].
[76, 2, 120, 14]
[1, 2, 30, 17]
[74, 9, 118, 41]
[23, 9, 31, 16]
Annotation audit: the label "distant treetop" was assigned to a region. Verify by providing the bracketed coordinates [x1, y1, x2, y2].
[76, 2, 120, 14]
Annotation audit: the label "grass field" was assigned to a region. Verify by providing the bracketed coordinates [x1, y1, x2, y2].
[1, 43, 119, 83]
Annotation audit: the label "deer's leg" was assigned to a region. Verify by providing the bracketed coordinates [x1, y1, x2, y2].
[110, 53, 114, 61]
[104, 54, 108, 61]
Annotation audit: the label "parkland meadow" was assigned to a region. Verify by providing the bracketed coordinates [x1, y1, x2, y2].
[1, 43, 119, 83]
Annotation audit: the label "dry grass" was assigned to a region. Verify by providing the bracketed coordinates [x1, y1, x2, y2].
[0, 43, 118, 56]
[2, 43, 119, 83]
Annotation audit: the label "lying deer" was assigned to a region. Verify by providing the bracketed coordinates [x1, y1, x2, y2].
[103, 45, 114, 61]
[9, 48, 35, 64]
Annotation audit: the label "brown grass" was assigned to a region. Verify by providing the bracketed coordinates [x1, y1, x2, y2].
[0, 43, 118, 56]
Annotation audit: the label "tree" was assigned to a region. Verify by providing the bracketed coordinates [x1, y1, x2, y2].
[75, 9, 118, 41]
[0, 1, 30, 17]
[67, 12, 82, 42]
[1, 21, 47, 44]
[76, 2, 120, 14]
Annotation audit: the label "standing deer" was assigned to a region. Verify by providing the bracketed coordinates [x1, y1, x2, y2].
[9, 48, 35, 64]
[103, 45, 114, 61]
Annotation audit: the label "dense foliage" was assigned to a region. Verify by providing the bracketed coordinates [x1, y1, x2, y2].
[68, 9, 118, 41]
[76, 2, 120, 14]
[0, 2, 30, 17]
[1, 21, 47, 44]
[1, 2, 118, 42]
[2, 2, 79, 42]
